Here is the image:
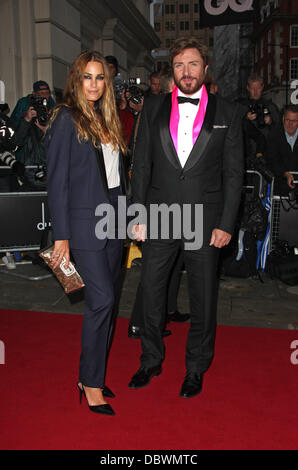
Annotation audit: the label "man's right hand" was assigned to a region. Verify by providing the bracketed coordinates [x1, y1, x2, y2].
[285, 171, 295, 189]
[246, 111, 257, 121]
[132, 224, 146, 242]
[24, 106, 37, 122]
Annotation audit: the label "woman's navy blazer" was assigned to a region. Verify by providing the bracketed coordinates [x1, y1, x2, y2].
[45, 107, 130, 250]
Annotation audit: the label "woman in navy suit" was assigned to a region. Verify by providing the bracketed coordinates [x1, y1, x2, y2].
[45, 51, 129, 415]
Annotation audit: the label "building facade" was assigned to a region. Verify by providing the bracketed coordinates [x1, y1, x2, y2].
[152, 0, 214, 76]
[0, 0, 159, 110]
[252, 0, 298, 109]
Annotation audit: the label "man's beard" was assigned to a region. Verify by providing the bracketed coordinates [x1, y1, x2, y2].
[175, 75, 203, 95]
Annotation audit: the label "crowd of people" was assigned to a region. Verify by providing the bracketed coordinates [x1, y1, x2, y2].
[0, 39, 298, 414]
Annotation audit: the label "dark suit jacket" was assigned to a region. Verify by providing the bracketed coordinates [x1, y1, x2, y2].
[45, 107, 130, 250]
[266, 125, 298, 177]
[132, 92, 244, 246]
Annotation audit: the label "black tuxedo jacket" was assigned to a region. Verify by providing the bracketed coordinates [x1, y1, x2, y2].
[132, 92, 244, 245]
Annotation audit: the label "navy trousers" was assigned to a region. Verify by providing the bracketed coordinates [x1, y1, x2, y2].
[71, 187, 123, 388]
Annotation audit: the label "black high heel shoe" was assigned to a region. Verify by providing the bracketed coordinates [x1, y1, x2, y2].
[102, 385, 115, 398]
[77, 382, 115, 415]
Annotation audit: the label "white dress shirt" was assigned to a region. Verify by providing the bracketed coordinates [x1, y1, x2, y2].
[177, 87, 202, 168]
[101, 143, 120, 189]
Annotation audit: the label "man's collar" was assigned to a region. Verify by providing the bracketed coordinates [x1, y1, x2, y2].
[285, 128, 298, 140]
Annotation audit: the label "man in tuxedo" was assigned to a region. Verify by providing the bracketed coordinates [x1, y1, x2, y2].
[128, 37, 244, 398]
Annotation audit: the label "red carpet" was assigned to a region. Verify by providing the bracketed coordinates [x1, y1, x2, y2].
[0, 308, 297, 450]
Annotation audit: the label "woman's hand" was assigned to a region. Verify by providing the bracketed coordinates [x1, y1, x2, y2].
[50, 240, 70, 269]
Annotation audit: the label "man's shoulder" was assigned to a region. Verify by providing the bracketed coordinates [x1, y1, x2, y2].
[144, 93, 168, 109]
[213, 94, 240, 119]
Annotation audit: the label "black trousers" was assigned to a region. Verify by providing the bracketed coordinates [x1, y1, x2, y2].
[139, 239, 220, 375]
[71, 187, 123, 388]
[129, 249, 184, 329]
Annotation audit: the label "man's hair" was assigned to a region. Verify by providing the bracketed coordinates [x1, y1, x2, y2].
[169, 37, 208, 66]
[159, 65, 174, 93]
[149, 71, 160, 81]
[283, 104, 298, 116]
[105, 55, 119, 75]
[247, 74, 264, 86]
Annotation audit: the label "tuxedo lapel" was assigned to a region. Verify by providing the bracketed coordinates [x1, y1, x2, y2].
[183, 93, 217, 172]
[159, 93, 182, 170]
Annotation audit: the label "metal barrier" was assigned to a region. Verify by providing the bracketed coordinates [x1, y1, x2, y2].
[269, 171, 298, 250]
[0, 165, 52, 280]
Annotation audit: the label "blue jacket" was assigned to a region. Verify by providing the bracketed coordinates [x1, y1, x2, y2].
[45, 107, 130, 250]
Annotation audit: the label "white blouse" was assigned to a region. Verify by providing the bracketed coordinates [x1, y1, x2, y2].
[101, 143, 120, 189]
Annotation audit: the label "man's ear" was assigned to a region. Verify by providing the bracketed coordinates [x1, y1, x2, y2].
[204, 65, 209, 75]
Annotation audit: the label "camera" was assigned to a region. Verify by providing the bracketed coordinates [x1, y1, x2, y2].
[113, 76, 127, 107]
[0, 112, 17, 152]
[253, 155, 274, 182]
[0, 150, 25, 177]
[248, 103, 270, 128]
[29, 94, 50, 126]
[127, 85, 143, 106]
[289, 184, 298, 203]
[34, 165, 46, 182]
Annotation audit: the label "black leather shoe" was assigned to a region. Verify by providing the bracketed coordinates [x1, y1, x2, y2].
[128, 365, 162, 389]
[167, 310, 190, 323]
[180, 373, 203, 398]
[102, 385, 115, 398]
[128, 325, 171, 339]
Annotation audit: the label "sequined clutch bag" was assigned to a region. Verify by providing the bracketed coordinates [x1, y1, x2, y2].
[39, 245, 85, 294]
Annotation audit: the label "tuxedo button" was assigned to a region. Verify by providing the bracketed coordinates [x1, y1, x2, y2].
[180, 174, 185, 180]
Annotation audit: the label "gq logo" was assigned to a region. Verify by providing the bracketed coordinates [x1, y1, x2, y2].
[204, 0, 254, 15]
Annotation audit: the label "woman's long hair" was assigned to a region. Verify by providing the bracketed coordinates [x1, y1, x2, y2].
[49, 50, 127, 154]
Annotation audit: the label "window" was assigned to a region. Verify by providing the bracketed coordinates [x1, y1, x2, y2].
[291, 25, 298, 47]
[180, 21, 189, 31]
[290, 58, 298, 80]
[268, 30, 271, 53]
[165, 4, 170, 14]
[179, 4, 189, 14]
[194, 3, 199, 13]
[194, 20, 199, 30]
[155, 22, 160, 32]
[268, 62, 271, 84]
[261, 38, 264, 59]
[171, 4, 175, 14]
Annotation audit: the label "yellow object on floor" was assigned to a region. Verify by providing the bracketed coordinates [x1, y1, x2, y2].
[126, 243, 142, 269]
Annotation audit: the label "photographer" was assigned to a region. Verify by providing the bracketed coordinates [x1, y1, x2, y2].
[118, 84, 144, 145]
[239, 74, 279, 182]
[266, 104, 298, 196]
[13, 91, 51, 191]
[10, 81, 55, 128]
[0, 111, 25, 191]
[243, 74, 281, 136]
